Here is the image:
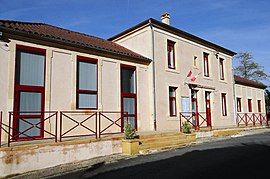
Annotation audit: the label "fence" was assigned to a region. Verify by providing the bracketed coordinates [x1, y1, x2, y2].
[0, 111, 128, 147]
[236, 113, 268, 127]
[179, 112, 210, 131]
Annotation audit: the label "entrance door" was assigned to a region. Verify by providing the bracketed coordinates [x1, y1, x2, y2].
[191, 90, 198, 127]
[205, 91, 212, 127]
[13, 45, 46, 139]
[121, 65, 137, 131]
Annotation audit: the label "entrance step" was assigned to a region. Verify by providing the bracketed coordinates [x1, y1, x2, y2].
[138, 132, 195, 151]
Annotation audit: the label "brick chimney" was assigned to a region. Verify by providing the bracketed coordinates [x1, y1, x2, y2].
[161, 12, 170, 25]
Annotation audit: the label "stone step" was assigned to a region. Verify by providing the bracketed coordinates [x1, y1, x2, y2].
[139, 138, 189, 151]
[138, 132, 185, 140]
[139, 134, 187, 143]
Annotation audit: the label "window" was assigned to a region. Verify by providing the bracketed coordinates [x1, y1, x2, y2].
[169, 87, 177, 116]
[248, 99, 252, 112]
[221, 93, 227, 116]
[258, 100, 262, 113]
[14, 45, 46, 138]
[193, 56, 197, 67]
[203, 52, 209, 77]
[76, 56, 97, 109]
[121, 68, 136, 93]
[219, 58, 225, 80]
[236, 98, 241, 112]
[167, 40, 175, 69]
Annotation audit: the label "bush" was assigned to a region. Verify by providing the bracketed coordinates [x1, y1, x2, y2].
[124, 123, 136, 139]
[182, 121, 191, 134]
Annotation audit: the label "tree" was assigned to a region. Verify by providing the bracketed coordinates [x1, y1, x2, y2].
[234, 52, 268, 82]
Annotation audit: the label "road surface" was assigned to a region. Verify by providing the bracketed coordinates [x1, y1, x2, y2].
[53, 132, 270, 179]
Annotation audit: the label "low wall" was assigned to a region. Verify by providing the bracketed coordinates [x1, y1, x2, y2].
[0, 139, 121, 178]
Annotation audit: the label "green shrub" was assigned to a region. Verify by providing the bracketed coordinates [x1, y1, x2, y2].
[124, 123, 136, 139]
[182, 121, 191, 134]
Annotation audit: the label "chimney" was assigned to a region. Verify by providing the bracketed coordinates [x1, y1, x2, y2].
[161, 12, 170, 25]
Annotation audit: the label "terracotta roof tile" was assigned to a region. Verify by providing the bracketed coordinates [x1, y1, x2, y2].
[234, 75, 266, 89]
[0, 20, 150, 63]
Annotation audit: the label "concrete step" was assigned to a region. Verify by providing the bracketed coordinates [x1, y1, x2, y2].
[138, 132, 185, 140]
[139, 138, 189, 150]
[139, 134, 186, 143]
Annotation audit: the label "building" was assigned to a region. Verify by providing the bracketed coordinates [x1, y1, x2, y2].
[0, 14, 268, 146]
[109, 13, 238, 130]
[234, 75, 267, 126]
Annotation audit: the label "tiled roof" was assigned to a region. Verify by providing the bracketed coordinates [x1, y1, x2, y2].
[0, 20, 150, 63]
[234, 75, 267, 89]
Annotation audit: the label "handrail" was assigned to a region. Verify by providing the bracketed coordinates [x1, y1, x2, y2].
[237, 113, 268, 127]
[179, 112, 209, 131]
[60, 111, 97, 141]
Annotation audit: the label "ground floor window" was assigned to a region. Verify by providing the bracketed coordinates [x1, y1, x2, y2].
[221, 93, 227, 116]
[236, 98, 241, 112]
[169, 87, 177, 116]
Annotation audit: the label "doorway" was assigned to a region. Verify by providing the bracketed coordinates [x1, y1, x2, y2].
[205, 91, 212, 127]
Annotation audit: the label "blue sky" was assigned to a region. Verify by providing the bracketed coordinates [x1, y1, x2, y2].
[1, 0, 269, 85]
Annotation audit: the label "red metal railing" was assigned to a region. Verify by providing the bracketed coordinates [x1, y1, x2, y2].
[179, 112, 210, 131]
[7, 111, 58, 147]
[99, 112, 128, 136]
[237, 113, 269, 127]
[60, 111, 98, 141]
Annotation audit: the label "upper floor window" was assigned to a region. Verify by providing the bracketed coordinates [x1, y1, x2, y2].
[257, 100, 261, 113]
[169, 87, 177, 116]
[248, 99, 252, 112]
[203, 52, 209, 77]
[236, 97, 241, 112]
[219, 58, 225, 80]
[193, 56, 197, 67]
[167, 40, 175, 69]
[76, 56, 98, 109]
[221, 93, 227, 116]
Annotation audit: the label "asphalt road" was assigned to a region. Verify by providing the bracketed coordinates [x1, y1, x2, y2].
[55, 132, 270, 179]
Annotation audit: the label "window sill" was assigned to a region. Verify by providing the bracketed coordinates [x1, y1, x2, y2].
[165, 69, 180, 74]
[219, 80, 228, 84]
[203, 76, 213, 81]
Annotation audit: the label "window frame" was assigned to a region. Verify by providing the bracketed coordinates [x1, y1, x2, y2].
[221, 93, 227, 116]
[169, 86, 177, 117]
[76, 56, 98, 110]
[13, 44, 46, 140]
[167, 40, 176, 69]
[219, 58, 225, 80]
[203, 52, 210, 77]
[258, 100, 262, 113]
[236, 97, 242, 112]
[248, 99, 252, 112]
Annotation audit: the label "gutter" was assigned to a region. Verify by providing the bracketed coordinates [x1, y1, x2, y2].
[150, 20, 157, 131]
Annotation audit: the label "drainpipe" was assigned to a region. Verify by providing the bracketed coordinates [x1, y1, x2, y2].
[150, 20, 157, 131]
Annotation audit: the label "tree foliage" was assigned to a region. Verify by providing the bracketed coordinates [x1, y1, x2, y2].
[234, 52, 268, 82]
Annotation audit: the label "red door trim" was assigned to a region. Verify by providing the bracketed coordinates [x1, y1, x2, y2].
[13, 44, 46, 140]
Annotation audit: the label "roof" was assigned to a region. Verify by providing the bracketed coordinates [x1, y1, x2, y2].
[108, 18, 237, 56]
[234, 75, 267, 89]
[0, 20, 151, 63]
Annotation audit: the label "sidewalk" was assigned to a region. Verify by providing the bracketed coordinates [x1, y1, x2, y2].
[8, 127, 270, 179]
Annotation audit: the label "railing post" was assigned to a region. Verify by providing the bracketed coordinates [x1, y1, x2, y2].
[8, 112, 11, 147]
[0, 111, 2, 147]
[196, 112, 200, 131]
[266, 113, 269, 126]
[95, 112, 98, 139]
[59, 112, 62, 142]
[236, 114, 239, 127]
[259, 113, 262, 126]
[179, 113, 182, 132]
[55, 112, 58, 143]
[98, 112, 101, 138]
[252, 113, 255, 126]
[245, 113, 248, 127]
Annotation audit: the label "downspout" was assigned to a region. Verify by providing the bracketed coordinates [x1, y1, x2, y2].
[232, 67, 237, 126]
[150, 20, 157, 131]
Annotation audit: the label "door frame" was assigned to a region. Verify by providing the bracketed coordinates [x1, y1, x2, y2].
[13, 45, 46, 140]
[120, 64, 137, 132]
[205, 91, 212, 127]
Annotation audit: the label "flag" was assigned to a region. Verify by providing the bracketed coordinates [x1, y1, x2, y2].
[186, 70, 197, 82]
